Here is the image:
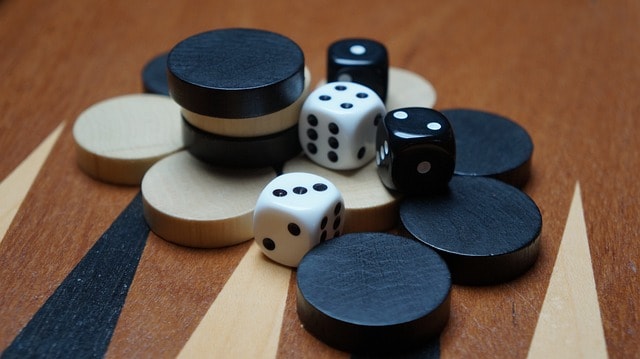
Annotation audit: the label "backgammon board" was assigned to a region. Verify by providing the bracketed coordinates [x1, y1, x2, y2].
[1, 1, 638, 357]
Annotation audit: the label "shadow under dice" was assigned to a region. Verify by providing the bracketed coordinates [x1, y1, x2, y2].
[253, 172, 345, 267]
[376, 107, 455, 194]
[299, 82, 385, 170]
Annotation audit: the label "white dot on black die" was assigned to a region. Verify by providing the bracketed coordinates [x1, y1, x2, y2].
[417, 161, 432, 174]
[350, 44, 367, 55]
[394, 111, 409, 120]
[427, 122, 442, 131]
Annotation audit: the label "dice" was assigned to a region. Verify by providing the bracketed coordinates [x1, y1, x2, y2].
[327, 38, 389, 102]
[253, 172, 345, 267]
[299, 82, 385, 170]
[376, 107, 455, 194]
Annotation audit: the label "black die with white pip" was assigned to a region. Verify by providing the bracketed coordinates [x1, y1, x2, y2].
[327, 38, 389, 102]
[376, 107, 455, 194]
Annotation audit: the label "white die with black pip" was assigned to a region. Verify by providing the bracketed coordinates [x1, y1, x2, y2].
[299, 82, 386, 170]
[253, 172, 345, 267]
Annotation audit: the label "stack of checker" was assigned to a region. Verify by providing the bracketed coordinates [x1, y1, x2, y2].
[167, 28, 309, 169]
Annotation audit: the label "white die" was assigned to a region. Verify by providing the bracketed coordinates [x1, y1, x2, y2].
[253, 172, 345, 267]
[299, 82, 386, 170]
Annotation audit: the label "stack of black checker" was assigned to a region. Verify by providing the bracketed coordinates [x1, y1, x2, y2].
[166, 28, 307, 168]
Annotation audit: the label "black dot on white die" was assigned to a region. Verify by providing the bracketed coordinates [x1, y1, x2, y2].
[332, 216, 341, 230]
[335, 85, 347, 91]
[319, 95, 331, 101]
[307, 114, 318, 126]
[334, 231, 340, 237]
[313, 183, 328, 191]
[328, 137, 339, 149]
[328, 123, 339, 134]
[293, 186, 307, 194]
[272, 189, 287, 197]
[320, 230, 327, 242]
[334, 202, 342, 215]
[328, 151, 339, 163]
[356, 92, 368, 99]
[262, 238, 276, 251]
[373, 113, 382, 126]
[307, 128, 318, 140]
[288, 223, 301, 236]
[357, 146, 366, 159]
[321, 216, 328, 229]
[307, 143, 317, 154]
[340, 103, 353, 109]
[296, 232, 451, 354]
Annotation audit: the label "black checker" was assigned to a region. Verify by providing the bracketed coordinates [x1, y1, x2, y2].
[442, 108, 533, 188]
[141, 52, 169, 96]
[182, 116, 301, 168]
[167, 28, 305, 118]
[400, 176, 542, 285]
[297, 232, 451, 355]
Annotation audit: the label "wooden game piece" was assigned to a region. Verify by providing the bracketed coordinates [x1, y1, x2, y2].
[182, 117, 301, 169]
[0, 123, 64, 243]
[386, 67, 437, 110]
[178, 242, 291, 358]
[441, 108, 533, 188]
[296, 232, 451, 355]
[141, 52, 169, 96]
[72, 94, 183, 185]
[182, 68, 311, 137]
[400, 176, 542, 285]
[527, 182, 607, 358]
[318, 66, 436, 109]
[2, 193, 148, 358]
[141, 151, 276, 248]
[282, 155, 402, 233]
[167, 28, 305, 119]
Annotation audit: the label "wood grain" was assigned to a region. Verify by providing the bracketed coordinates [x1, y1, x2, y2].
[0, 122, 64, 242]
[1, 0, 639, 358]
[528, 182, 607, 358]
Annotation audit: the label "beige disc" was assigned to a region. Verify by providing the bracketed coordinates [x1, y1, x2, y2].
[141, 151, 276, 248]
[386, 67, 437, 110]
[72, 94, 183, 185]
[316, 66, 437, 110]
[282, 156, 402, 233]
[182, 67, 312, 137]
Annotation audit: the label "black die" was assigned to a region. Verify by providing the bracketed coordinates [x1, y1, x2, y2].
[376, 108, 455, 194]
[327, 38, 388, 102]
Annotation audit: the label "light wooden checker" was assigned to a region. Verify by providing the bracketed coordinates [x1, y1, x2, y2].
[282, 155, 402, 233]
[182, 67, 312, 137]
[73, 94, 183, 185]
[141, 151, 276, 248]
[317, 67, 437, 110]
[386, 67, 437, 110]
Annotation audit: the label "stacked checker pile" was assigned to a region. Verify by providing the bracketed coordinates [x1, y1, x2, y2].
[167, 28, 309, 168]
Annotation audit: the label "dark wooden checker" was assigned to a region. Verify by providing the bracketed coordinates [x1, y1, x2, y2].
[1, 1, 639, 358]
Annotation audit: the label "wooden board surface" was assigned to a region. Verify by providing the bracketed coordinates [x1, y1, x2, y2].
[1, 1, 639, 358]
